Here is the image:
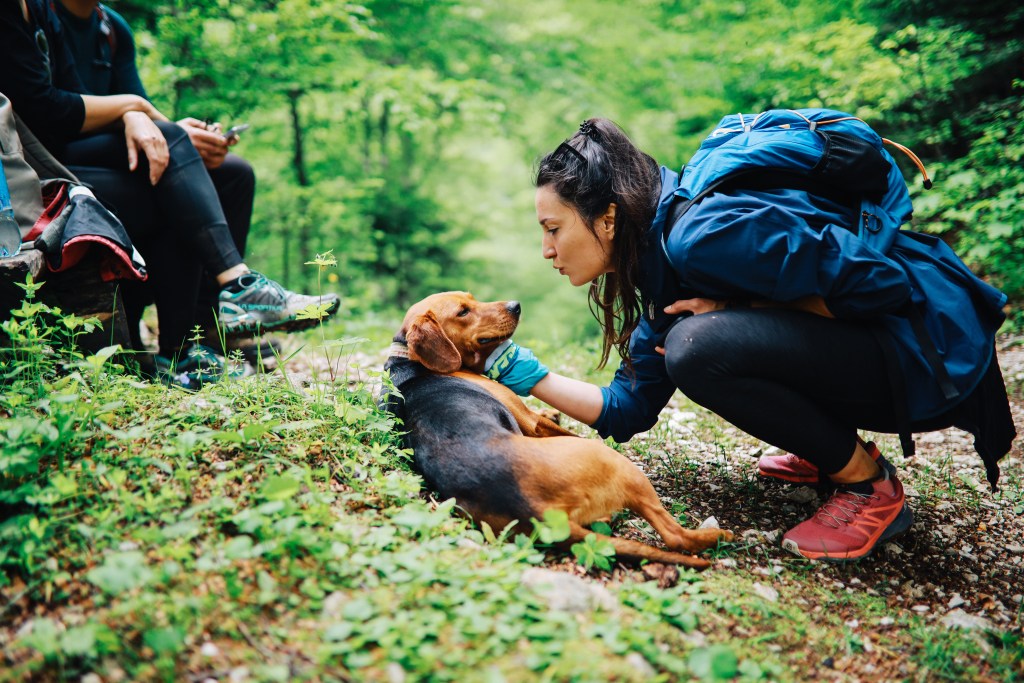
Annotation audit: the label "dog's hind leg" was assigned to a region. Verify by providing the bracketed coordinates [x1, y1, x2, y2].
[621, 468, 734, 554]
[566, 521, 712, 569]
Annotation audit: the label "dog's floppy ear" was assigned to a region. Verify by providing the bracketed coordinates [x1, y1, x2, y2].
[406, 312, 462, 373]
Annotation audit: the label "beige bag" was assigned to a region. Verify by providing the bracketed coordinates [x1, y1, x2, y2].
[0, 92, 79, 253]
[0, 92, 44, 240]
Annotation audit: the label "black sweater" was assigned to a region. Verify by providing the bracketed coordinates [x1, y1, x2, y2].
[0, 0, 87, 152]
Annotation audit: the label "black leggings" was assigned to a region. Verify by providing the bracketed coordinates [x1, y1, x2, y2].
[662, 309, 954, 474]
[59, 121, 245, 354]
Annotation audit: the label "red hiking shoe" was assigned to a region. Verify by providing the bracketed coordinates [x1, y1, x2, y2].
[758, 441, 891, 485]
[780, 470, 913, 562]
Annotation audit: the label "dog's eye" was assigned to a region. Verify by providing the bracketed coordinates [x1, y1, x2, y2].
[457, 307, 470, 318]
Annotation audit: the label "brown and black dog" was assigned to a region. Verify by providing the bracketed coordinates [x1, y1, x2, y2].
[383, 291, 732, 569]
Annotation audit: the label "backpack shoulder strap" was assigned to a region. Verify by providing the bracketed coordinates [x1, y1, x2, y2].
[95, 3, 117, 54]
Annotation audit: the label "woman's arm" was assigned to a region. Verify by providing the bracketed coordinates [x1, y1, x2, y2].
[529, 372, 605, 426]
[663, 294, 835, 319]
[80, 94, 167, 133]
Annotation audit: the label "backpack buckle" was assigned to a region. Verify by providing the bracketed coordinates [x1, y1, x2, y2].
[862, 210, 882, 234]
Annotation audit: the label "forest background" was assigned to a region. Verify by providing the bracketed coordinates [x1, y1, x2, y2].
[3, 2, 1023, 680]
[117, 0, 1022, 341]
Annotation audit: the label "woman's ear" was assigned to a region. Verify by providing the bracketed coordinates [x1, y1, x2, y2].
[405, 312, 462, 373]
[601, 203, 616, 239]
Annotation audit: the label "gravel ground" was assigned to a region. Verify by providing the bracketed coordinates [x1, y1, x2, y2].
[632, 336, 1024, 629]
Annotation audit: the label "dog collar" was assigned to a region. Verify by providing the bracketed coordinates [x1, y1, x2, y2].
[388, 341, 410, 358]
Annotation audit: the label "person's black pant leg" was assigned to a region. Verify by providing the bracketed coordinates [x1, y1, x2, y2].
[194, 153, 256, 332]
[59, 122, 243, 274]
[66, 165, 203, 355]
[208, 153, 255, 257]
[661, 308, 953, 474]
[60, 123, 246, 354]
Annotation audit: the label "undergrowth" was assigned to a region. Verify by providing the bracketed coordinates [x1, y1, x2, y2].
[1, 274, 1021, 682]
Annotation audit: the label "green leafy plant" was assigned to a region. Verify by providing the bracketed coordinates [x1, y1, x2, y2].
[530, 508, 571, 545]
[570, 532, 617, 571]
[1, 276, 101, 395]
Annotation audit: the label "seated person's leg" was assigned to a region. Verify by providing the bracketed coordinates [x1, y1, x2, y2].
[60, 125, 243, 275]
[207, 153, 256, 257]
[62, 123, 339, 336]
[67, 164, 202, 357]
[195, 153, 255, 336]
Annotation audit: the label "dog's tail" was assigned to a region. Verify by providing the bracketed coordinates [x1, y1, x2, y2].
[568, 524, 713, 570]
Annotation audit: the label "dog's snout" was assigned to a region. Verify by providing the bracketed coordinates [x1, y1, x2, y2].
[506, 301, 521, 317]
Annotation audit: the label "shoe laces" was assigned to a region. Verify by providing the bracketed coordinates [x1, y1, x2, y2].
[247, 271, 288, 299]
[814, 489, 878, 529]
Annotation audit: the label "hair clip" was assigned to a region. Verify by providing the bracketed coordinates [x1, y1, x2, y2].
[554, 140, 587, 166]
[578, 120, 597, 138]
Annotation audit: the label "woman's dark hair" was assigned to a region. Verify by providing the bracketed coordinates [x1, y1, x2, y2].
[534, 118, 661, 369]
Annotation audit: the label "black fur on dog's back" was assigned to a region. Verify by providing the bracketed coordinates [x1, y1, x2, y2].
[384, 355, 537, 525]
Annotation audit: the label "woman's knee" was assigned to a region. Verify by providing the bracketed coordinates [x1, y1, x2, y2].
[155, 121, 202, 165]
[662, 313, 732, 394]
[217, 154, 256, 191]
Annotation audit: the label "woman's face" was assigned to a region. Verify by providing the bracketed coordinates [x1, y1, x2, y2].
[535, 185, 615, 287]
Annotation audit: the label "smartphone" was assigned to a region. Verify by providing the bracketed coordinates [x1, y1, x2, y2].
[223, 123, 250, 140]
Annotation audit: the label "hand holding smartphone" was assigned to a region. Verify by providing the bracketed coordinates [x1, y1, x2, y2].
[223, 123, 250, 141]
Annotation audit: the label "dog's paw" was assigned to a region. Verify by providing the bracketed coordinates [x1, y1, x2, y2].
[672, 528, 734, 554]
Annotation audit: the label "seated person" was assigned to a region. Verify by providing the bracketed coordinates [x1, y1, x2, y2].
[54, 0, 270, 365]
[0, 0, 340, 387]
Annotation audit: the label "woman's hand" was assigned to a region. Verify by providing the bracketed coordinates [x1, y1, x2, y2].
[177, 117, 230, 169]
[663, 297, 727, 316]
[122, 111, 169, 185]
[654, 297, 727, 356]
[484, 341, 550, 395]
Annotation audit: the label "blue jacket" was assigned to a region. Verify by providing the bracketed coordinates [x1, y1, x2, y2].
[592, 166, 1007, 442]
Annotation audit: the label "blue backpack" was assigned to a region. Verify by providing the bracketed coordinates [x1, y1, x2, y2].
[662, 108, 929, 255]
[656, 108, 1014, 487]
[660, 109, 955, 449]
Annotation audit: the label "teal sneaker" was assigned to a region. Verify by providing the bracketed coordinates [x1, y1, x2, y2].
[153, 344, 240, 390]
[218, 271, 340, 336]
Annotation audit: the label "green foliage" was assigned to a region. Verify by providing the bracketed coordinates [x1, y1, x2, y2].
[0, 299, 1019, 680]
[912, 91, 1024, 301]
[2, 2, 1022, 678]
[530, 508, 571, 545]
[570, 532, 617, 571]
[688, 644, 740, 680]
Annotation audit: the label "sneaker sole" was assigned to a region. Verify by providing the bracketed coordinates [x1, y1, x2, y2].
[221, 299, 340, 338]
[781, 503, 914, 563]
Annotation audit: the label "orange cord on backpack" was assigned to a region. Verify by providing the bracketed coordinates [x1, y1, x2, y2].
[881, 138, 933, 189]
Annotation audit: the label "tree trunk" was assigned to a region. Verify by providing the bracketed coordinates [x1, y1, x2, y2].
[362, 92, 373, 175]
[379, 99, 391, 170]
[287, 90, 312, 288]
[288, 89, 310, 188]
[281, 212, 291, 289]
